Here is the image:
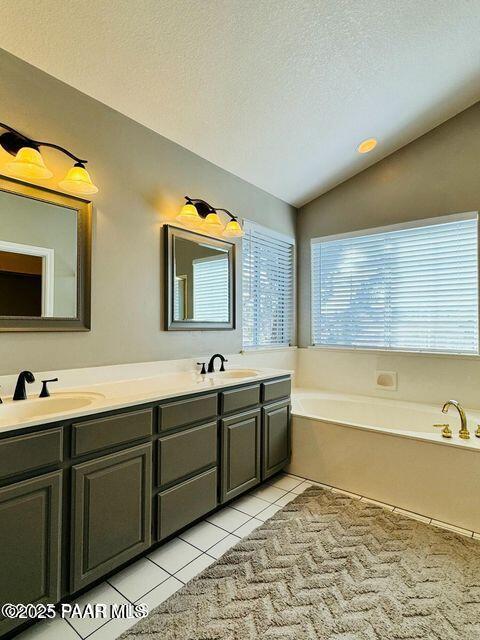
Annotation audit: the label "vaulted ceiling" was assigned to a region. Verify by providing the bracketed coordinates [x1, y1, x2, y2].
[1, 0, 479, 206]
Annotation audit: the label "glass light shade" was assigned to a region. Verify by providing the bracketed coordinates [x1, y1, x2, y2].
[59, 164, 99, 195]
[177, 203, 202, 228]
[204, 212, 223, 231]
[223, 219, 244, 238]
[4, 147, 53, 180]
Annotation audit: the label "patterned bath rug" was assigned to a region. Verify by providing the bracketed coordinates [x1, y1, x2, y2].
[120, 486, 480, 639]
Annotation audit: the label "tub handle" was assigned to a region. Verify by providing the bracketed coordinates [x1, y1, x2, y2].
[475, 425, 480, 438]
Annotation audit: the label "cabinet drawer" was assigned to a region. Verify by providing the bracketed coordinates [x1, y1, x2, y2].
[0, 428, 63, 481]
[261, 378, 291, 403]
[157, 468, 217, 540]
[158, 421, 217, 487]
[72, 408, 152, 457]
[158, 394, 217, 432]
[220, 384, 260, 415]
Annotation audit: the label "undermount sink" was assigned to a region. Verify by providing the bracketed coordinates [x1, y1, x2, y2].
[212, 369, 260, 379]
[0, 392, 104, 422]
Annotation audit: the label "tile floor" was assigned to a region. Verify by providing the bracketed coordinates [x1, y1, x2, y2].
[17, 473, 480, 640]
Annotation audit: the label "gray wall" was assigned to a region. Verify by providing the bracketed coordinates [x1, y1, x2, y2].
[297, 101, 480, 346]
[0, 50, 296, 374]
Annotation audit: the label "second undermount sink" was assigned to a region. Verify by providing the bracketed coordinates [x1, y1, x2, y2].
[0, 392, 105, 423]
[212, 369, 260, 379]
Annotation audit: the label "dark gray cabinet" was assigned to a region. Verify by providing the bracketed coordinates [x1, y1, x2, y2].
[221, 408, 261, 502]
[0, 471, 62, 636]
[70, 443, 152, 591]
[262, 400, 291, 480]
[0, 428, 63, 481]
[157, 468, 217, 540]
[158, 421, 217, 487]
[0, 374, 290, 639]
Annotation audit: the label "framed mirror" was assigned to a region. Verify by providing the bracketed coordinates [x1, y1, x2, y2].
[165, 225, 235, 330]
[0, 176, 91, 331]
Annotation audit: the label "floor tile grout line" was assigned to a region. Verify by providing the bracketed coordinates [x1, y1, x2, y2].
[132, 574, 183, 601]
[64, 617, 85, 640]
[71, 581, 138, 640]
[145, 554, 178, 578]
[205, 515, 253, 533]
[106, 580, 136, 605]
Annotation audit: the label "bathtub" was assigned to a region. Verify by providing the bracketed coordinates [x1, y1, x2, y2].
[289, 389, 480, 532]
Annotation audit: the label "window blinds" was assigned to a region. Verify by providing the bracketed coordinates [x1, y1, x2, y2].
[193, 255, 229, 322]
[242, 222, 294, 348]
[311, 215, 478, 354]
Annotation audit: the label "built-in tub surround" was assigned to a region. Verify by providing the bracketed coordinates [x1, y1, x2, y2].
[289, 389, 480, 532]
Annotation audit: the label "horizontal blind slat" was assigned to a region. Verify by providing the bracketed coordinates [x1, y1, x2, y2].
[243, 224, 294, 348]
[312, 217, 478, 354]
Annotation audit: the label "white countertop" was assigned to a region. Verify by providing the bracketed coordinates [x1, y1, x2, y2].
[0, 367, 291, 434]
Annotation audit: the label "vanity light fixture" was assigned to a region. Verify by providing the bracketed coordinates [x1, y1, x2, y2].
[0, 122, 98, 196]
[176, 196, 244, 238]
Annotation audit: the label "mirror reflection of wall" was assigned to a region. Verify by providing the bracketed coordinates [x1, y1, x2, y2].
[174, 236, 230, 322]
[0, 190, 78, 318]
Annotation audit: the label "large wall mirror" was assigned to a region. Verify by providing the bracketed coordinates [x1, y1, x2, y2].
[0, 176, 91, 331]
[165, 225, 235, 330]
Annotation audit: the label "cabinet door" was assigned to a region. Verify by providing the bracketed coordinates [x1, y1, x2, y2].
[71, 443, 152, 592]
[221, 409, 261, 502]
[262, 400, 291, 480]
[0, 471, 62, 636]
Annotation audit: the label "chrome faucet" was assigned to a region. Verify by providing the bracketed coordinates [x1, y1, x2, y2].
[13, 371, 35, 401]
[207, 354, 228, 373]
[442, 399, 470, 439]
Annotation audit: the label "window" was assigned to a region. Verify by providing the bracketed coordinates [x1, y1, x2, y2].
[193, 254, 229, 322]
[311, 213, 478, 354]
[242, 221, 294, 348]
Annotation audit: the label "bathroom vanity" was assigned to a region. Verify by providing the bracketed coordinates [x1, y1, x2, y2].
[0, 372, 291, 636]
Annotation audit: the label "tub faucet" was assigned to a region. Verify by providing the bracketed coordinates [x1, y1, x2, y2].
[442, 400, 470, 439]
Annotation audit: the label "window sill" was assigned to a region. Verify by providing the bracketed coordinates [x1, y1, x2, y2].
[241, 346, 297, 354]
[308, 345, 480, 361]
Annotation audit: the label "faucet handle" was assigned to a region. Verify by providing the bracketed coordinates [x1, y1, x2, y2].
[475, 425, 480, 438]
[196, 363, 207, 375]
[433, 423, 449, 428]
[39, 378, 58, 398]
[220, 358, 228, 372]
[441, 425, 452, 438]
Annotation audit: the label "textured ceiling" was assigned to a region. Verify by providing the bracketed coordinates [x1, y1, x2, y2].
[1, 0, 480, 206]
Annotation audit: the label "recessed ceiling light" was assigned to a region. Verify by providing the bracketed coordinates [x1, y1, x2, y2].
[357, 138, 378, 154]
